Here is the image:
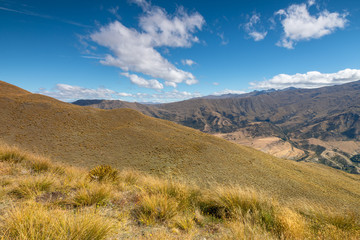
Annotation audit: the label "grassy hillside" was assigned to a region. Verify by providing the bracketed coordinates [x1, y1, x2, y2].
[73, 81, 360, 173]
[1, 80, 360, 211]
[1, 145, 359, 239]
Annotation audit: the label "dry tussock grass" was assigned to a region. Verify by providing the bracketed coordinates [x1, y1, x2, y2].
[1, 203, 114, 240]
[0, 144, 359, 239]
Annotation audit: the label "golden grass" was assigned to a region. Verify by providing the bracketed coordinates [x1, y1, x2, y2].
[0, 144, 359, 239]
[134, 193, 179, 225]
[0, 145, 26, 163]
[10, 175, 54, 199]
[1, 203, 114, 240]
[71, 184, 112, 207]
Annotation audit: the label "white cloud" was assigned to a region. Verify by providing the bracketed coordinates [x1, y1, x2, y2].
[249, 31, 267, 41]
[213, 89, 246, 95]
[38, 84, 201, 103]
[165, 81, 177, 88]
[276, 0, 348, 49]
[143, 89, 201, 102]
[90, 1, 204, 88]
[251, 68, 360, 89]
[117, 92, 134, 97]
[213, 82, 219, 86]
[139, 6, 204, 47]
[121, 72, 163, 90]
[244, 14, 268, 41]
[38, 84, 130, 101]
[181, 59, 196, 66]
[308, 0, 316, 7]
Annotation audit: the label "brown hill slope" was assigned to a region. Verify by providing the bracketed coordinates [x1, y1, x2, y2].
[74, 81, 360, 173]
[1, 80, 360, 210]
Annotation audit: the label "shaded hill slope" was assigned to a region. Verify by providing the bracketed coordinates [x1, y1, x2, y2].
[74, 81, 360, 173]
[1, 80, 360, 209]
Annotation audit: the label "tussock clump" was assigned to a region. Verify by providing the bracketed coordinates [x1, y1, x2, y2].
[121, 169, 141, 185]
[10, 176, 54, 199]
[198, 186, 306, 238]
[88, 165, 119, 182]
[277, 207, 307, 239]
[142, 177, 201, 211]
[29, 157, 52, 173]
[134, 193, 179, 225]
[173, 214, 195, 232]
[1, 203, 114, 240]
[51, 165, 66, 175]
[72, 184, 112, 207]
[0, 145, 55, 174]
[0, 147, 26, 163]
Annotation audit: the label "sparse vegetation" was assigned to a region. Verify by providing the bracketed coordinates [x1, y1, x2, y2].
[350, 154, 360, 163]
[0, 145, 359, 239]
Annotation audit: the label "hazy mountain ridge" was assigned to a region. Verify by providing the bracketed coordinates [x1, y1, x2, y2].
[73, 81, 360, 173]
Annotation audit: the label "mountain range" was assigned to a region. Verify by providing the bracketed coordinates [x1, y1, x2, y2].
[74, 81, 360, 174]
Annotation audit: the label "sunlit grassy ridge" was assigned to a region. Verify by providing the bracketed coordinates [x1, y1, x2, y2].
[1, 80, 360, 213]
[1, 145, 359, 239]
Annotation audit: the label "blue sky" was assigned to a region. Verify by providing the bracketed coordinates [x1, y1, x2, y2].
[1, 0, 360, 102]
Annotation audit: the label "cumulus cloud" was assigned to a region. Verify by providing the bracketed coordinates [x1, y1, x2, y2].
[38, 84, 131, 101]
[213, 89, 246, 95]
[276, 0, 348, 49]
[244, 13, 268, 41]
[90, 1, 204, 88]
[181, 59, 196, 66]
[121, 72, 163, 90]
[165, 81, 177, 88]
[38, 84, 201, 103]
[143, 89, 202, 102]
[250, 68, 360, 89]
